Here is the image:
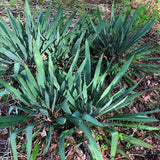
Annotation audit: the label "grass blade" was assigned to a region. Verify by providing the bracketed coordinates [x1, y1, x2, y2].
[82, 113, 103, 127]
[106, 127, 118, 159]
[99, 56, 134, 102]
[119, 133, 153, 149]
[0, 116, 33, 129]
[67, 112, 103, 160]
[59, 128, 75, 159]
[84, 40, 91, 85]
[43, 125, 52, 155]
[30, 141, 40, 160]
[33, 39, 46, 89]
[11, 126, 27, 160]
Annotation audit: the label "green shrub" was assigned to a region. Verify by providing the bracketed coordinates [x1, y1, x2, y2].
[0, 1, 159, 160]
[87, 4, 160, 86]
[0, 0, 85, 78]
[0, 39, 159, 160]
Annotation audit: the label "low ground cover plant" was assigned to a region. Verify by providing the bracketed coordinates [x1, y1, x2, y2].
[0, 1, 159, 159]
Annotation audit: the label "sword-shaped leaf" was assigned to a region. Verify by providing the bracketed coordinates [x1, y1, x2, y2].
[33, 39, 46, 89]
[106, 127, 118, 159]
[98, 56, 133, 102]
[119, 133, 153, 149]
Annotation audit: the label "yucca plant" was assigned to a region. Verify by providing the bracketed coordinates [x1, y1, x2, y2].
[0, 0, 86, 78]
[0, 39, 159, 160]
[87, 3, 160, 86]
